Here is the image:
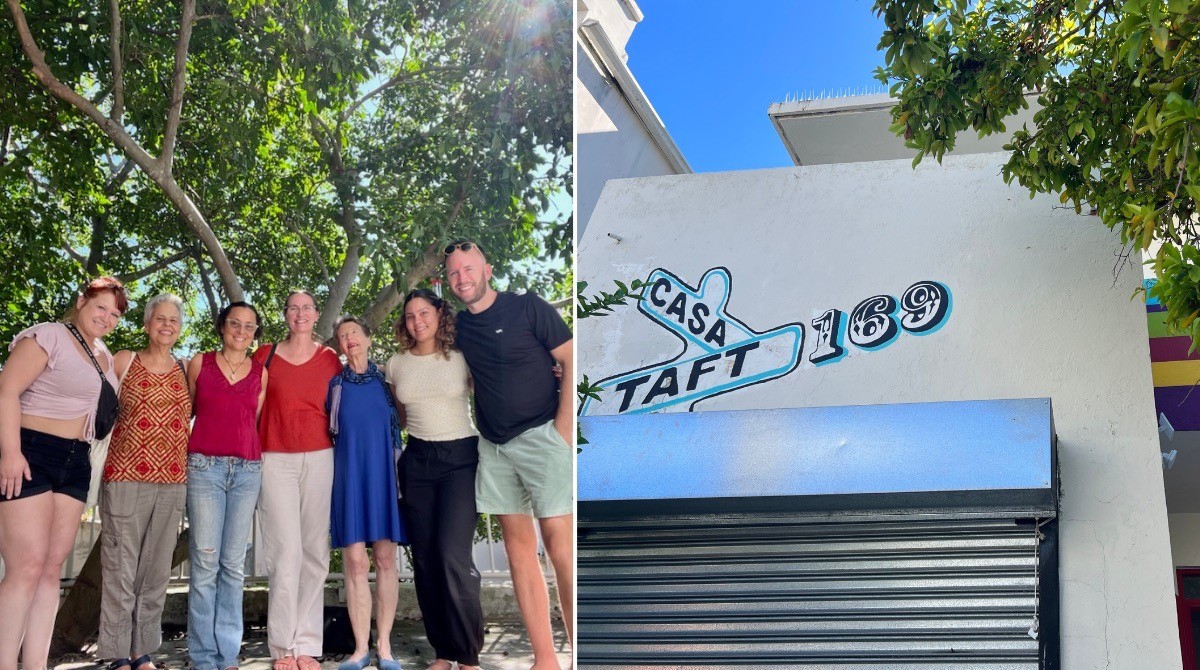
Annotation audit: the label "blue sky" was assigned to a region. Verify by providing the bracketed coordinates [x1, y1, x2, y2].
[626, 2, 887, 173]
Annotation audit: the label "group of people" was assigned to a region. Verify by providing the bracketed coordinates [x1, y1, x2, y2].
[0, 240, 574, 670]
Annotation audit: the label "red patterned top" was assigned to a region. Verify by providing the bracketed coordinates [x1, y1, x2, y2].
[103, 355, 191, 484]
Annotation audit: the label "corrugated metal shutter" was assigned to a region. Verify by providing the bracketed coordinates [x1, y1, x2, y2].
[579, 512, 1056, 669]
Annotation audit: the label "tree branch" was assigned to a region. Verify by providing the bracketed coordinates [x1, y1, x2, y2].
[285, 216, 333, 288]
[6, 0, 244, 301]
[4, 0, 158, 172]
[118, 249, 189, 283]
[308, 113, 340, 171]
[62, 244, 86, 265]
[342, 65, 465, 122]
[194, 248, 220, 326]
[107, 159, 135, 190]
[108, 0, 123, 123]
[85, 216, 107, 276]
[362, 241, 445, 331]
[160, 0, 196, 172]
[361, 164, 477, 330]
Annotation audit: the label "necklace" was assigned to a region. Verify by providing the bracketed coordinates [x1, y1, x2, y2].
[219, 351, 249, 382]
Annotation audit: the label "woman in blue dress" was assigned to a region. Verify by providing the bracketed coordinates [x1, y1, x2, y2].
[327, 316, 406, 670]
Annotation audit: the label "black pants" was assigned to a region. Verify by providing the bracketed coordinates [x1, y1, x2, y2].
[398, 435, 484, 665]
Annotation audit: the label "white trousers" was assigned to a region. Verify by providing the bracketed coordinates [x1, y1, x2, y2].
[258, 449, 335, 659]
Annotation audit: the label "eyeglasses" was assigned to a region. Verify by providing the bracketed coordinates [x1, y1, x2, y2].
[444, 241, 476, 256]
[227, 320, 257, 333]
[285, 305, 317, 314]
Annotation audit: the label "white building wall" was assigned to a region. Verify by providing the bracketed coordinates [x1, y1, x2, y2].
[1170, 513, 1200, 568]
[577, 0, 639, 52]
[575, 0, 688, 237]
[578, 152, 1180, 669]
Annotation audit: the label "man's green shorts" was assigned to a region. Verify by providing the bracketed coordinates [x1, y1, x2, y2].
[475, 419, 573, 518]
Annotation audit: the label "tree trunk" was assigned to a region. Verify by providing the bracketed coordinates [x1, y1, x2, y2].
[49, 528, 191, 659]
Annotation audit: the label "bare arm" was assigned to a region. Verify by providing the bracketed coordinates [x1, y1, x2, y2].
[186, 354, 203, 411]
[256, 368, 268, 422]
[549, 339, 573, 447]
[112, 349, 134, 387]
[0, 337, 49, 498]
[387, 382, 408, 429]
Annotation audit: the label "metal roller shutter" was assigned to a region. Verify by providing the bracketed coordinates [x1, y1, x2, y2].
[579, 512, 1058, 669]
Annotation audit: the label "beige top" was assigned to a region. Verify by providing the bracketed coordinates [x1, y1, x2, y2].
[385, 349, 476, 442]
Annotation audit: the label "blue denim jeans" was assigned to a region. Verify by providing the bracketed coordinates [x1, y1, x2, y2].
[186, 454, 262, 670]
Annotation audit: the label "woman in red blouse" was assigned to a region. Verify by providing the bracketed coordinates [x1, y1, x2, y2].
[252, 290, 342, 670]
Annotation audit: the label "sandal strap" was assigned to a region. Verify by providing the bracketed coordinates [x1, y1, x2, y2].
[132, 655, 154, 670]
[108, 658, 132, 670]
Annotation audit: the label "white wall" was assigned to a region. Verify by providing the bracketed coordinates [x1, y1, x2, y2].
[1171, 513, 1200, 569]
[578, 152, 1179, 669]
[577, 0, 639, 52]
[575, 0, 684, 237]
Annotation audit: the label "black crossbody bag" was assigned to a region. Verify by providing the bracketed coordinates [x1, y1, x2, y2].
[64, 323, 120, 440]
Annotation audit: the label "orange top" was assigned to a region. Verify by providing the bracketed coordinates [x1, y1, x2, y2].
[104, 355, 191, 484]
[254, 343, 343, 453]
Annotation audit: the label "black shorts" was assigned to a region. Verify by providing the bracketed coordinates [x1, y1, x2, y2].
[0, 428, 92, 503]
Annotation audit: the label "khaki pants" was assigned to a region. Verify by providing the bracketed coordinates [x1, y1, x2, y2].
[97, 481, 186, 659]
[258, 449, 334, 659]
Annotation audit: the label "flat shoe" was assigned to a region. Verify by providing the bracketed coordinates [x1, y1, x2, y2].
[378, 659, 401, 670]
[338, 652, 373, 670]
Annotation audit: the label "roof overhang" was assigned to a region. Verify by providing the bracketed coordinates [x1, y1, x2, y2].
[768, 93, 1040, 166]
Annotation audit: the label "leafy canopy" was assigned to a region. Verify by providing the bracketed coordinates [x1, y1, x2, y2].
[874, 0, 1200, 344]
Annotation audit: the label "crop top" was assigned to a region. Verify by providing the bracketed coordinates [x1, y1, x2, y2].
[9, 322, 118, 441]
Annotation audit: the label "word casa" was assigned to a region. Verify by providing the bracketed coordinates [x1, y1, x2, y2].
[580, 267, 804, 415]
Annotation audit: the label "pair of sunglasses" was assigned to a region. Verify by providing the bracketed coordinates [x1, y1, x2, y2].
[444, 241, 479, 256]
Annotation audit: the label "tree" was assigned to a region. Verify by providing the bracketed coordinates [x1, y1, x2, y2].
[873, 0, 1200, 342]
[0, 0, 572, 355]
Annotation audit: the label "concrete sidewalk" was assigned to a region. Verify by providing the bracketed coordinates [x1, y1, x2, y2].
[52, 619, 571, 670]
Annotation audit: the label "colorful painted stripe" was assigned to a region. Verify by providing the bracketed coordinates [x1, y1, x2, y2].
[1146, 303, 1166, 313]
[1149, 336, 1200, 362]
[1145, 278, 1160, 305]
[1147, 311, 1182, 338]
[1155, 386, 1200, 431]
[1153, 360, 1200, 387]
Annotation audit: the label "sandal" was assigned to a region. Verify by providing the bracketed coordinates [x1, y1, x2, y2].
[108, 658, 132, 670]
[131, 655, 155, 670]
[274, 658, 299, 670]
[296, 657, 321, 670]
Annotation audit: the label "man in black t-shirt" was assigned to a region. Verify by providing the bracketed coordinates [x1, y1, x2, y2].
[444, 240, 573, 667]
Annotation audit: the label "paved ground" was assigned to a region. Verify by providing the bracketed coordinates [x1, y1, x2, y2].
[52, 619, 571, 670]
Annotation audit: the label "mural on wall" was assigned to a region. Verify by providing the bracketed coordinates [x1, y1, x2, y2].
[1146, 278, 1200, 431]
[580, 267, 954, 416]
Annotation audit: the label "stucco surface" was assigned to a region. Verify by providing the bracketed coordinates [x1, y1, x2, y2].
[577, 152, 1179, 669]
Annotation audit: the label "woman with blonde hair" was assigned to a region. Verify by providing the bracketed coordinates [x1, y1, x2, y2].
[0, 276, 127, 670]
[252, 290, 341, 670]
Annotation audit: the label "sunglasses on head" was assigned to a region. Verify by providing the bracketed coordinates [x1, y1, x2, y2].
[444, 241, 476, 256]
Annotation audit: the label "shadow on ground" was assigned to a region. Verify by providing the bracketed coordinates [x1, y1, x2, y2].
[52, 619, 570, 670]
